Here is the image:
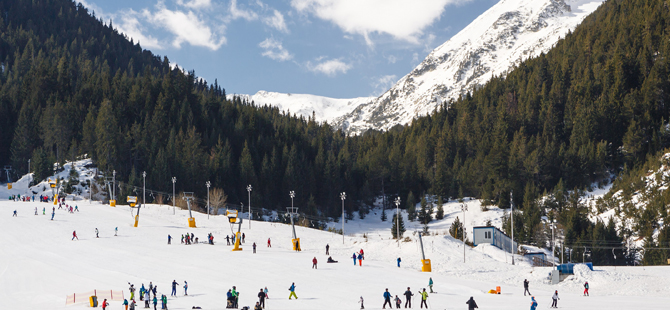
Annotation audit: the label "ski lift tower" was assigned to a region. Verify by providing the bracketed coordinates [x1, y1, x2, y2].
[418, 232, 432, 272]
[183, 192, 196, 228]
[288, 190, 300, 251]
[226, 209, 244, 251]
[3, 165, 12, 183]
[104, 177, 115, 206]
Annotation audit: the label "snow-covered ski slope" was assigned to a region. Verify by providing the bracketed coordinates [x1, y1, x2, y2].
[1, 173, 669, 309]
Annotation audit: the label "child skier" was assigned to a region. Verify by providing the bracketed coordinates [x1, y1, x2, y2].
[583, 282, 589, 296]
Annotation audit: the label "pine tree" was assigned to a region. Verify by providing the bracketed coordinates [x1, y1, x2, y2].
[450, 216, 464, 240]
[436, 196, 444, 220]
[406, 191, 416, 221]
[391, 212, 406, 239]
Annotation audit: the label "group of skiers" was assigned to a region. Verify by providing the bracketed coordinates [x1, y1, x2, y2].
[225, 233, 246, 245]
[524, 279, 590, 309]
[353, 249, 365, 266]
[123, 282, 168, 310]
[380, 283, 433, 309]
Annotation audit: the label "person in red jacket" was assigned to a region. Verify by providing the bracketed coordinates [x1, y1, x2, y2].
[101, 298, 109, 310]
[72, 231, 78, 240]
[312, 257, 318, 269]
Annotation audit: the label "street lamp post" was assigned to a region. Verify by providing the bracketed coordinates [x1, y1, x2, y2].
[289, 191, 297, 240]
[247, 185, 252, 229]
[112, 170, 116, 202]
[172, 177, 176, 215]
[340, 192, 346, 244]
[394, 197, 401, 247]
[511, 192, 515, 265]
[551, 219, 557, 266]
[206, 181, 211, 219]
[461, 202, 468, 263]
[28, 159, 30, 176]
[141, 171, 146, 216]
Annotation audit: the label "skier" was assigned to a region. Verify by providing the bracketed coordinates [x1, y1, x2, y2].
[152, 296, 158, 310]
[74, 205, 79, 212]
[72, 231, 78, 240]
[312, 257, 318, 269]
[183, 281, 188, 296]
[144, 294, 150, 308]
[267, 238, 271, 247]
[253, 242, 257, 253]
[129, 284, 136, 300]
[168, 235, 172, 244]
[394, 295, 401, 309]
[242, 232, 245, 243]
[34, 207, 37, 215]
[397, 257, 401, 267]
[12, 210, 17, 217]
[404, 287, 413, 308]
[358, 253, 363, 266]
[383, 289, 392, 309]
[101, 298, 109, 310]
[231, 286, 239, 308]
[258, 288, 266, 308]
[551, 290, 559, 308]
[161, 294, 168, 310]
[95, 228, 99, 238]
[140, 285, 146, 301]
[583, 281, 589, 296]
[466, 297, 478, 310]
[419, 288, 428, 308]
[123, 299, 129, 310]
[353, 253, 358, 265]
[529, 296, 538, 310]
[523, 279, 531, 296]
[129, 299, 136, 310]
[326, 244, 330, 255]
[226, 235, 230, 245]
[359, 296, 365, 309]
[115, 227, 118, 236]
[289, 282, 298, 300]
[43, 207, 45, 215]
[226, 289, 234, 308]
[171, 280, 179, 296]
[51, 210, 55, 220]
[181, 235, 185, 244]
[152, 285, 157, 298]
[428, 278, 434, 293]
[148, 282, 153, 299]
[264, 287, 269, 299]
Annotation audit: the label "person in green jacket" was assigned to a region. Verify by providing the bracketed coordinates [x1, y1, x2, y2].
[428, 278, 434, 293]
[419, 288, 429, 308]
[152, 296, 158, 310]
[232, 286, 239, 307]
[161, 294, 168, 310]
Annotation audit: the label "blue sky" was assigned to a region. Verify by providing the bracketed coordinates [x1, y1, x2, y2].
[80, 0, 498, 98]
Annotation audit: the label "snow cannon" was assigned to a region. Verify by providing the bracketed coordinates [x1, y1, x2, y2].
[183, 192, 196, 228]
[418, 232, 431, 272]
[227, 210, 243, 251]
[7, 183, 11, 189]
[110, 200, 116, 207]
[127, 196, 138, 207]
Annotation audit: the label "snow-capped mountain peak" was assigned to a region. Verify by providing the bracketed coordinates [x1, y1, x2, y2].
[332, 0, 604, 134]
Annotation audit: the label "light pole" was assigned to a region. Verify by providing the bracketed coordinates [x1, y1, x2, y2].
[461, 202, 468, 263]
[112, 170, 116, 202]
[289, 191, 297, 240]
[394, 197, 401, 247]
[206, 181, 211, 219]
[27, 159, 30, 176]
[551, 219, 557, 266]
[247, 185, 252, 229]
[172, 177, 176, 215]
[340, 192, 346, 244]
[511, 191, 515, 265]
[141, 171, 146, 215]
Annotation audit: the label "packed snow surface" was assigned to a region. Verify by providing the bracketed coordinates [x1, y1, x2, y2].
[1, 175, 669, 309]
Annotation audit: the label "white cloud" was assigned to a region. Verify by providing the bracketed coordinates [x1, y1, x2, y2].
[412, 52, 419, 63]
[259, 38, 293, 61]
[116, 11, 162, 50]
[307, 58, 351, 76]
[291, 0, 466, 45]
[144, 6, 226, 50]
[264, 9, 289, 33]
[177, 0, 212, 9]
[371, 75, 397, 96]
[230, 0, 259, 21]
[385, 55, 398, 64]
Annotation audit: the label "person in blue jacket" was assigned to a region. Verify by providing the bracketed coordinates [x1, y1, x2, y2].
[397, 257, 401, 267]
[383, 288, 392, 309]
[530, 296, 538, 310]
[353, 253, 357, 265]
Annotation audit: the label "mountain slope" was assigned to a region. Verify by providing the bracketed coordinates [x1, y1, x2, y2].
[227, 91, 374, 124]
[333, 0, 604, 134]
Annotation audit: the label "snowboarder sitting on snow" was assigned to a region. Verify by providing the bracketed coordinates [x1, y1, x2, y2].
[466, 297, 478, 310]
[327, 256, 338, 263]
[383, 289, 392, 309]
[254, 302, 262, 310]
